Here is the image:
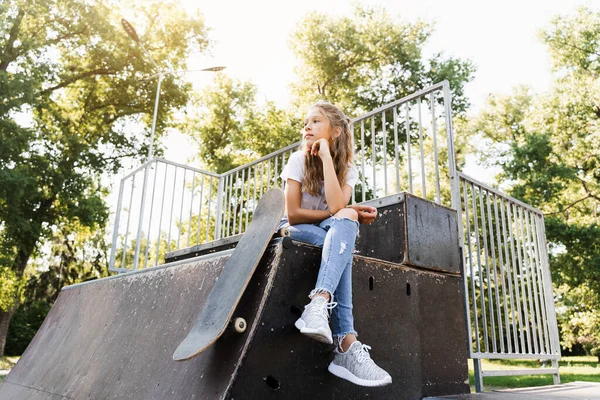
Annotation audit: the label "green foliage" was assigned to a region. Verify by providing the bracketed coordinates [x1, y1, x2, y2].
[289, 4, 475, 116]
[468, 6, 600, 357]
[0, 0, 209, 276]
[185, 74, 300, 173]
[5, 301, 51, 356]
[0, 0, 210, 355]
[0, 267, 24, 312]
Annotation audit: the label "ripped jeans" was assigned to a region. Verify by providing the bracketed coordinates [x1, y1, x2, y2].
[278, 216, 359, 339]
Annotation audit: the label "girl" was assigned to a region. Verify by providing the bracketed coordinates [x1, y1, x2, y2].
[278, 101, 392, 387]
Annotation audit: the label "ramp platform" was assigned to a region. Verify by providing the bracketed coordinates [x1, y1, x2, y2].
[0, 194, 470, 399]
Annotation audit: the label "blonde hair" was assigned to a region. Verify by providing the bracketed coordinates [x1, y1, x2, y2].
[302, 101, 354, 196]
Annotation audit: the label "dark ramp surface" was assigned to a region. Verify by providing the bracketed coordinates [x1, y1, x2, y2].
[0, 246, 281, 400]
[1, 193, 472, 399]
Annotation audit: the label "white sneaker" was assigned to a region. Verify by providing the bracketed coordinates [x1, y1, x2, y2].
[294, 296, 336, 344]
[328, 341, 392, 387]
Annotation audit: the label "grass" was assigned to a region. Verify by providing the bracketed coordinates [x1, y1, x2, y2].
[468, 356, 600, 391]
[0, 356, 20, 383]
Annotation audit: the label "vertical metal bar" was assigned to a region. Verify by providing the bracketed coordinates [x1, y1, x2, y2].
[166, 168, 178, 254]
[393, 107, 400, 193]
[274, 156, 279, 192]
[361, 120, 366, 202]
[350, 124, 356, 204]
[259, 162, 264, 198]
[245, 168, 251, 232]
[507, 202, 525, 353]
[204, 176, 213, 242]
[133, 164, 151, 270]
[473, 358, 484, 393]
[213, 175, 221, 240]
[234, 170, 241, 235]
[143, 164, 159, 269]
[266, 158, 271, 190]
[109, 177, 126, 270]
[514, 205, 532, 353]
[520, 208, 538, 354]
[120, 175, 136, 270]
[227, 173, 234, 237]
[187, 171, 196, 247]
[417, 97, 426, 198]
[281, 153, 286, 191]
[532, 214, 551, 353]
[405, 105, 413, 194]
[238, 169, 245, 234]
[371, 116, 376, 197]
[222, 174, 229, 238]
[196, 174, 205, 245]
[552, 359, 561, 384]
[430, 92, 441, 204]
[486, 191, 504, 353]
[526, 211, 544, 354]
[519, 210, 536, 353]
[501, 198, 519, 352]
[155, 163, 168, 267]
[176, 169, 187, 249]
[253, 164, 257, 214]
[521, 208, 538, 353]
[459, 178, 475, 357]
[538, 215, 561, 356]
[444, 82, 460, 215]
[464, 182, 480, 353]
[222, 173, 229, 237]
[477, 186, 493, 352]
[382, 111, 388, 196]
[493, 193, 511, 353]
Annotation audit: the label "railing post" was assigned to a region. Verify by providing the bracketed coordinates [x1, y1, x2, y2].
[133, 160, 153, 270]
[109, 178, 126, 271]
[473, 358, 484, 393]
[443, 81, 460, 221]
[215, 174, 224, 240]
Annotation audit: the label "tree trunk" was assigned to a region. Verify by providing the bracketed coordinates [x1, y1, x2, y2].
[0, 306, 16, 357]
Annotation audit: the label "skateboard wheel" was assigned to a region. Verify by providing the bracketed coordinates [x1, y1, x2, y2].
[233, 317, 247, 333]
[278, 228, 290, 237]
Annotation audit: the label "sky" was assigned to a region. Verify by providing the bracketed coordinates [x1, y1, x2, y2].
[153, 0, 595, 165]
[182, 0, 592, 109]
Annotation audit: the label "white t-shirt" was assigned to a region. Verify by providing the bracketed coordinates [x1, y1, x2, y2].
[280, 151, 359, 213]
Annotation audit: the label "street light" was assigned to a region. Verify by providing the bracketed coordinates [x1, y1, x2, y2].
[120, 18, 225, 271]
[121, 18, 225, 161]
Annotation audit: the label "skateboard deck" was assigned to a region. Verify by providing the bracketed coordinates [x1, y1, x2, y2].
[173, 188, 285, 361]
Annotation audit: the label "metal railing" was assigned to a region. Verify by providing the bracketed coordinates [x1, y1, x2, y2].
[109, 159, 221, 273]
[110, 81, 457, 272]
[351, 81, 456, 207]
[457, 172, 561, 390]
[108, 80, 561, 391]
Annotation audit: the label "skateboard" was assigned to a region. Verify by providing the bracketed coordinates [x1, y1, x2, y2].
[173, 188, 285, 361]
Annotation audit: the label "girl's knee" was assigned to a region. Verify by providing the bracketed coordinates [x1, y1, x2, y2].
[334, 208, 358, 221]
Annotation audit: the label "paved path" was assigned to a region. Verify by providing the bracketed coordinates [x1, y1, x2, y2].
[427, 381, 600, 400]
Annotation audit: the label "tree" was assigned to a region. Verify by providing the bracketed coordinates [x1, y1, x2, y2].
[185, 74, 301, 173]
[289, 4, 475, 116]
[0, 0, 209, 356]
[468, 6, 600, 359]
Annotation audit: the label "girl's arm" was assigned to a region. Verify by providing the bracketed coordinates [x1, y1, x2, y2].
[285, 179, 331, 225]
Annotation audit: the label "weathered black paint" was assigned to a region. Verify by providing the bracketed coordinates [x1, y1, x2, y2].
[168, 193, 461, 276]
[355, 193, 461, 275]
[228, 241, 469, 399]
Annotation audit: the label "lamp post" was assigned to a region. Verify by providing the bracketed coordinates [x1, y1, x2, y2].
[119, 18, 225, 270]
[121, 18, 225, 161]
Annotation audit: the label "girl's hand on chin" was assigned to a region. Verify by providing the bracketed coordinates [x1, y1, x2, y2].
[310, 138, 331, 159]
